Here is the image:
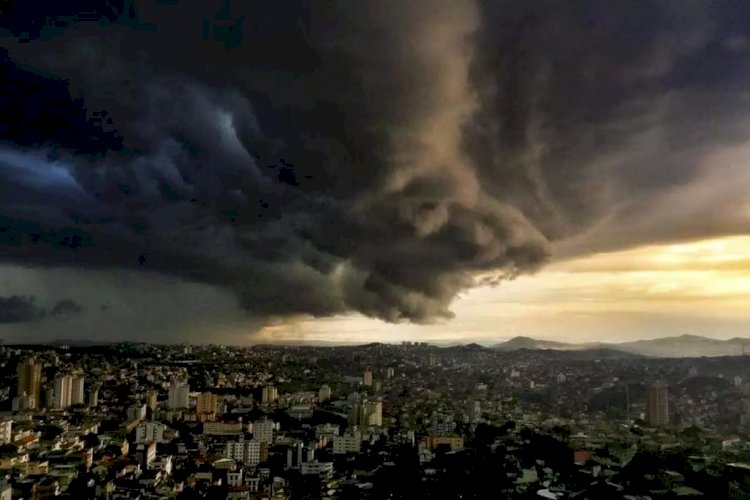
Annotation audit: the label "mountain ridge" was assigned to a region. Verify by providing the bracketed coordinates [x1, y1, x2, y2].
[493, 334, 750, 358]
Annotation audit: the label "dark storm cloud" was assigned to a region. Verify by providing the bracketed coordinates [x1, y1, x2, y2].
[0, 295, 45, 323]
[0, 294, 82, 323]
[1, 1, 750, 329]
[50, 299, 84, 316]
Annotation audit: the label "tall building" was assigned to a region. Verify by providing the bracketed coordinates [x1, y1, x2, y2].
[226, 439, 261, 466]
[253, 419, 274, 444]
[135, 422, 167, 444]
[16, 358, 42, 409]
[88, 387, 99, 408]
[363, 400, 382, 426]
[428, 353, 438, 367]
[127, 403, 147, 421]
[646, 382, 669, 427]
[386, 367, 395, 379]
[333, 430, 362, 454]
[53, 374, 73, 409]
[168, 382, 190, 409]
[146, 389, 158, 411]
[70, 376, 85, 406]
[12, 393, 33, 412]
[363, 369, 373, 387]
[261, 385, 278, 404]
[197, 392, 220, 416]
[0, 420, 12, 445]
[349, 400, 383, 427]
[318, 384, 332, 402]
[430, 412, 456, 435]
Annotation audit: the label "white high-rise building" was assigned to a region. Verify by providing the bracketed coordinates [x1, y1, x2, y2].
[253, 419, 274, 444]
[646, 382, 669, 427]
[0, 420, 12, 445]
[127, 403, 147, 421]
[71, 376, 85, 406]
[333, 431, 362, 454]
[168, 382, 190, 409]
[17, 358, 41, 410]
[364, 401, 382, 427]
[135, 422, 167, 444]
[88, 387, 99, 408]
[318, 385, 331, 402]
[53, 374, 73, 409]
[261, 385, 278, 404]
[350, 400, 383, 427]
[226, 439, 261, 466]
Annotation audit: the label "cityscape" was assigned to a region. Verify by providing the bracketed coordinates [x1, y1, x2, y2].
[1, 341, 750, 498]
[4, 1, 750, 498]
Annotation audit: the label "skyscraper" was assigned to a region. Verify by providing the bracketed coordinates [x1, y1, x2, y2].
[16, 358, 42, 409]
[70, 376, 85, 406]
[253, 419, 274, 444]
[88, 387, 99, 408]
[262, 385, 278, 404]
[349, 399, 383, 427]
[146, 389, 158, 411]
[363, 369, 373, 387]
[197, 392, 220, 416]
[318, 384, 332, 402]
[168, 381, 190, 409]
[646, 381, 669, 426]
[53, 374, 73, 409]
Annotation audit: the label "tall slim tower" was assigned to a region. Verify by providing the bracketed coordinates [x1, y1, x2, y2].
[53, 374, 73, 409]
[646, 381, 669, 427]
[17, 358, 42, 409]
[70, 376, 85, 406]
[363, 369, 373, 387]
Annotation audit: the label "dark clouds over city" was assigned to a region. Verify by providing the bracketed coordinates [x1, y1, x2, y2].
[1, 1, 750, 343]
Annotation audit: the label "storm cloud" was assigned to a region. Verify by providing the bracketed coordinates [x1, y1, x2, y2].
[1, 1, 750, 340]
[0, 294, 82, 323]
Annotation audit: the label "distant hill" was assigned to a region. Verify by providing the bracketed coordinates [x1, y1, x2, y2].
[615, 334, 750, 358]
[493, 334, 750, 358]
[493, 336, 603, 352]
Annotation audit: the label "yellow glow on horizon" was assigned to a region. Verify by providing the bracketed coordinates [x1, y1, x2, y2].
[256, 235, 750, 344]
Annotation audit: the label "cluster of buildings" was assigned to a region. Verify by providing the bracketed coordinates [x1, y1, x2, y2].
[0, 342, 748, 497]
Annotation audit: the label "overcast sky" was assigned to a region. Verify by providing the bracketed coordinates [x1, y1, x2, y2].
[1, 1, 750, 344]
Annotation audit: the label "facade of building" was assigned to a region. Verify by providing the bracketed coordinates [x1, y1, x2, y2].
[350, 400, 383, 427]
[300, 461, 334, 476]
[333, 431, 362, 454]
[203, 422, 244, 435]
[646, 382, 669, 427]
[226, 439, 261, 466]
[196, 392, 220, 416]
[53, 374, 73, 410]
[318, 384, 331, 402]
[363, 369, 373, 387]
[168, 382, 190, 409]
[136, 422, 167, 444]
[127, 404, 147, 421]
[88, 387, 99, 408]
[70, 376, 85, 406]
[146, 389, 158, 411]
[423, 435, 464, 450]
[17, 358, 42, 409]
[0, 420, 12, 445]
[253, 419, 274, 444]
[261, 385, 278, 404]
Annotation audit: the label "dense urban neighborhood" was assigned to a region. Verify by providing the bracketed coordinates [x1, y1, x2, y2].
[0, 340, 749, 498]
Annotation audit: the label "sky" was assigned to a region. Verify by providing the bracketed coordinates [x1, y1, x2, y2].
[1, 1, 750, 345]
